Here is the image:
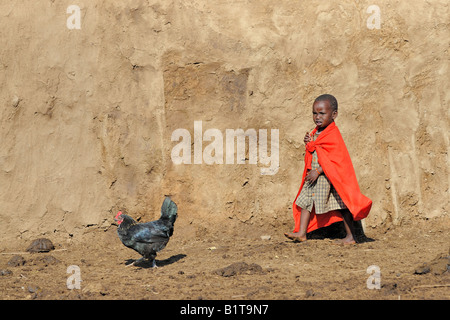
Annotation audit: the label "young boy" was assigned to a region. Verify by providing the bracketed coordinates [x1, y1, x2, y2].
[284, 94, 372, 244]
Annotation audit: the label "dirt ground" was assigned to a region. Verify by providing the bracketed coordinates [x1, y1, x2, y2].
[0, 1, 448, 305]
[1, 216, 449, 300]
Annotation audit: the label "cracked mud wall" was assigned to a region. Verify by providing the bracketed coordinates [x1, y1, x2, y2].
[0, 1, 448, 240]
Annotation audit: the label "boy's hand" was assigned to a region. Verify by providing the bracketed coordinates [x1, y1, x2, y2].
[305, 168, 321, 183]
[304, 132, 312, 145]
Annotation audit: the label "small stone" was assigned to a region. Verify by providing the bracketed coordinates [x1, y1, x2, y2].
[305, 289, 315, 298]
[28, 286, 39, 293]
[260, 235, 271, 240]
[12, 96, 21, 108]
[0, 269, 13, 276]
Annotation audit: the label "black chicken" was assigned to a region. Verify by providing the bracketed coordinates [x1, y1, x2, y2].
[115, 197, 178, 268]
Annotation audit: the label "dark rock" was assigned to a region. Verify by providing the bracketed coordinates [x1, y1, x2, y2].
[414, 263, 430, 275]
[214, 261, 265, 277]
[7, 255, 26, 267]
[32, 255, 60, 266]
[26, 238, 55, 253]
[414, 254, 449, 275]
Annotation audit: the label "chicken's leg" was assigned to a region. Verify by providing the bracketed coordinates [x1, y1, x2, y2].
[126, 257, 157, 268]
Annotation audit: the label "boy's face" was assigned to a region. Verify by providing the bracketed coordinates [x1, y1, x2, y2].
[312, 100, 337, 131]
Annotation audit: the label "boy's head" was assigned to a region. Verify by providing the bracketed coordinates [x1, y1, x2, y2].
[312, 94, 338, 132]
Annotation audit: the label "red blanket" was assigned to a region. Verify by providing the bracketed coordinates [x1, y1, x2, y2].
[292, 122, 372, 233]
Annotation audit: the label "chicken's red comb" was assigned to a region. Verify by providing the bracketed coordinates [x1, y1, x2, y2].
[115, 211, 122, 219]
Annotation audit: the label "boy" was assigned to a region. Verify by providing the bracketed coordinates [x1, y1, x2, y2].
[284, 94, 372, 244]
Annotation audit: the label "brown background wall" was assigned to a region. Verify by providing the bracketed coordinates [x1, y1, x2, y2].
[0, 0, 448, 240]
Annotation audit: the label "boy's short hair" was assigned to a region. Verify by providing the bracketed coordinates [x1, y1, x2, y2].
[314, 94, 338, 112]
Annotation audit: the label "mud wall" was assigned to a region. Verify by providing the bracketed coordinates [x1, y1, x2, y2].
[0, 0, 448, 240]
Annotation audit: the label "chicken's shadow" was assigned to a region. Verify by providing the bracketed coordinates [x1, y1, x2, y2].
[125, 254, 186, 269]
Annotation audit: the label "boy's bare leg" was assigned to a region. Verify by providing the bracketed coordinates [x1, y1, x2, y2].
[336, 209, 356, 245]
[285, 208, 310, 242]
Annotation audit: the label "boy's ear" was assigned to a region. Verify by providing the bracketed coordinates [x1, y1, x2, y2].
[332, 110, 338, 119]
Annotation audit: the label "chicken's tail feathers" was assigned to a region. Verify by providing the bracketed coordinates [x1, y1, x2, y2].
[160, 196, 178, 224]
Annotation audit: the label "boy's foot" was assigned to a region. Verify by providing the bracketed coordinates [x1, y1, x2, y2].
[333, 236, 356, 245]
[284, 232, 307, 242]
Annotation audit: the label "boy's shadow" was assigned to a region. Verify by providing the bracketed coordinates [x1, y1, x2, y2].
[307, 220, 375, 243]
[124, 253, 186, 269]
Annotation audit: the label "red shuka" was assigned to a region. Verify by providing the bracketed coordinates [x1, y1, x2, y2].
[292, 122, 372, 233]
